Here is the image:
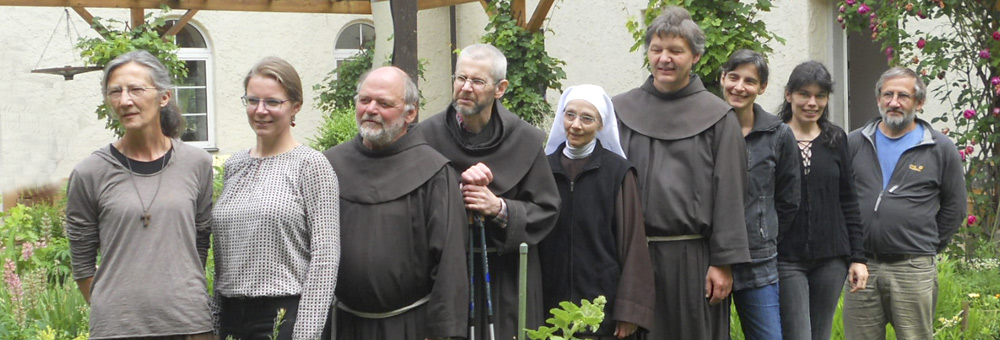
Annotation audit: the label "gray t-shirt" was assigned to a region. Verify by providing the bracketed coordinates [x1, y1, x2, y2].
[65, 139, 214, 339]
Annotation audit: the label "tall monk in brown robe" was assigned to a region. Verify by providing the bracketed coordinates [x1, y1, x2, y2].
[611, 7, 751, 340]
[416, 44, 560, 340]
[323, 66, 468, 339]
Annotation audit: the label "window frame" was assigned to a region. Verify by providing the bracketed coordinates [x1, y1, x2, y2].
[166, 20, 216, 149]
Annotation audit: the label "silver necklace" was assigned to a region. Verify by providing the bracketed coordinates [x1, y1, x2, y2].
[122, 145, 168, 227]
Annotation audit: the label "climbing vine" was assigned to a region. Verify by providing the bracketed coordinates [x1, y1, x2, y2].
[481, 0, 567, 127]
[76, 7, 186, 137]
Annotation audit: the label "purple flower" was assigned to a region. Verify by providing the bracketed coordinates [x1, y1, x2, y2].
[840, 5, 846, 13]
[21, 243, 33, 261]
[964, 109, 976, 119]
[917, 38, 926, 49]
[858, 3, 871, 15]
[994, 31, 1000, 41]
[992, 77, 1000, 86]
[846, 0, 857, 5]
[968, 215, 978, 225]
[980, 50, 992, 59]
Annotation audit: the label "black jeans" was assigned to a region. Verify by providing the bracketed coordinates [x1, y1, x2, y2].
[219, 295, 300, 340]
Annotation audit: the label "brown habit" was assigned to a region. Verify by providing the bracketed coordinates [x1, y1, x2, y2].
[416, 102, 560, 340]
[613, 75, 751, 340]
[323, 132, 469, 339]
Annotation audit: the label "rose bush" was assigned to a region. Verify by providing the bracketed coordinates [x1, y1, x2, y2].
[838, 0, 1000, 258]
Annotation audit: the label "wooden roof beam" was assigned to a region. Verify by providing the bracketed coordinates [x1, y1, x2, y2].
[130, 7, 143, 29]
[163, 9, 198, 37]
[70, 6, 110, 38]
[417, 0, 479, 10]
[525, 0, 554, 33]
[0, 0, 373, 14]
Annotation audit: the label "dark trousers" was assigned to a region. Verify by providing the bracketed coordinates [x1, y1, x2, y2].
[219, 295, 300, 340]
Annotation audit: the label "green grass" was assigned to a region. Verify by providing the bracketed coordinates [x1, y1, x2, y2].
[730, 256, 1000, 340]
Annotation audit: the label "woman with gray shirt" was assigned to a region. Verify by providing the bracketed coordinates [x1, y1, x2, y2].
[213, 57, 340, 340]
[65, 50, 215, 339]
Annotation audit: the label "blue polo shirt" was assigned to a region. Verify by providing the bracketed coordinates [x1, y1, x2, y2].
[875, 123, 924, 189]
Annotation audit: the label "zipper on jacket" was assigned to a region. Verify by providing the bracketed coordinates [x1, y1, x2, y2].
[874, 184, 899, 212]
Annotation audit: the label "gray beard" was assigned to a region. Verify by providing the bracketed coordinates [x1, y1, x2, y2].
[880, 108, 916, 132]
[360, 118, 405, 148]
[452, 100, 487, 116]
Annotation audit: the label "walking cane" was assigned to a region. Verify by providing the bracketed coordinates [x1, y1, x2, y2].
[468, 214, 476, 340]
[474, 214, 497, 340]
[517, 243, 528, 340]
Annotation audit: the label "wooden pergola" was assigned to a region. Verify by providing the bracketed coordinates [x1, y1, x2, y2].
[0, 0, 556, 79]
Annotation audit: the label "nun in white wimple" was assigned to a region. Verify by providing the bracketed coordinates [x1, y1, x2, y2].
[538, 84, 655, 339]
[544, 85, 626, 158]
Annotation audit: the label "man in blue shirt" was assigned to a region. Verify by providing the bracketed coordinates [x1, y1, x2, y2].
[845, 67, 967, 340]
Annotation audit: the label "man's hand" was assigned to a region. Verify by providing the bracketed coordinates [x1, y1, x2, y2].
[847, 262, 869, 293]
[615, 321, 638, 339]
[461, 162, 493, 186]
[462, 184, 502, 217]
[704, 265, 732, 305]
[461, 163, 502, 216]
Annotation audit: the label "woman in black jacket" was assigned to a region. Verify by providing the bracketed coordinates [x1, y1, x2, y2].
[540, 84, 655, 339]
[776, 61, 868, 340]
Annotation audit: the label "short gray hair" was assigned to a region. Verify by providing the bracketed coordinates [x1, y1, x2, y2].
[457, 43, 507, 83]
[643, 6, 705, 56]
[101, 50, 183, 138]
[356, 66, 420, 112]
[875, 67, 926, 103]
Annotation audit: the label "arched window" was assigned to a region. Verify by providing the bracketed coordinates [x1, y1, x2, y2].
[335, 22, 375, 67]
[161, 20, 215, 148]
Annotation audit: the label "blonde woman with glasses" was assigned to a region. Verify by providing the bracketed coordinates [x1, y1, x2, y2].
[212, 56, 340, 340]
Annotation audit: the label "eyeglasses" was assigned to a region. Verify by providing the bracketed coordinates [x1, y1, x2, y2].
[108, 87, 157, 100]
[881, 91, 913, 104]
[564, 112, 598, 125]
[452, 75, 494, 89]
[242, 96, 289, 110]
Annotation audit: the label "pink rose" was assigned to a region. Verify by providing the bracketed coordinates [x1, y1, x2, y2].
[993, 31, 1000, 41]
[966, 145, 975, 154]
[859, 4, 871, 15]
[846, 0, 857, 5]
[968, 215, 978, 225]
[840, 5, 846, 12]
[993, 108, 1000, 117]
[980, 50, 991, 59]
[992, 77, 1000, 86]
[959, 149, 966, 161]
[964, 109, 976, 119]
[917, 38, 926, 49]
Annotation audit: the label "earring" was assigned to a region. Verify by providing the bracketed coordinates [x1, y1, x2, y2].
[291, 117, 296, 127]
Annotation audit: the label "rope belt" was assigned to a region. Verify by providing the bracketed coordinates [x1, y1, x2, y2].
[337, 294, 431, 319]
[647, 234, 705, 242]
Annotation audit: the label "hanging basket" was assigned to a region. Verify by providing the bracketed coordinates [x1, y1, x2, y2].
[30, 65, 103, 80]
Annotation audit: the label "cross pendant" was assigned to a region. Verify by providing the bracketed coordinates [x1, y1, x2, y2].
[141, 213, 151, 227]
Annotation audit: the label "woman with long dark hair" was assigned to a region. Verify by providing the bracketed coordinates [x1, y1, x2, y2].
[776, 61, 868, 340]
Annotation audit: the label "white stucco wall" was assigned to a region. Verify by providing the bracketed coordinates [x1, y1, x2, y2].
[0, 7, 367, 192]
[0, 0, 960, 195]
